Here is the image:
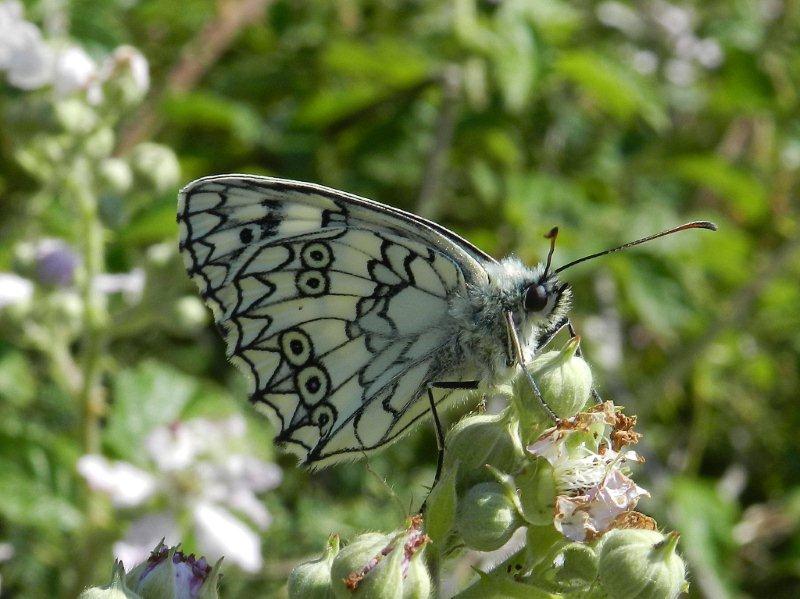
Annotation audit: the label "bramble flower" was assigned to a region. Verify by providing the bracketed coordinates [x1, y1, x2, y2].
[78, 416, 282, 572]
[527, 404, 649, 542]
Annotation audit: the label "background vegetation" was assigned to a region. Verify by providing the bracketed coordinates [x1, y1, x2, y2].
[1, 0, 799, 596]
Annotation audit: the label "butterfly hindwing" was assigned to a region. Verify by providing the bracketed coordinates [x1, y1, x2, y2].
[178, 175, 490, 466]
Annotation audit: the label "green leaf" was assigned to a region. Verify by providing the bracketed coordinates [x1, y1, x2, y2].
[104, 361, 197, 460]
[0, 464, 83, 531]
[672, 154, 768, 222]
[668, 477, 739, 598]
[0, 350, 36, 407]
[554, 50, 667, 129]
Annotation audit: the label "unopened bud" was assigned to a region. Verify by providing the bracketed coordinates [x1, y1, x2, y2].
[130, 143, 180, 195]
[288, 534, 339, 599]
[516, 337, 592, 421]
[330, 520, 430, 599]
[125, 541, 221, 599]
[55, 98, 98, 134]
[456, 481, 521, 551]
[597, 529, 687, 599]
[79, 561, 141, 599]
[444, 409, 523, 486]
[424, 465, 457, 544]
[98, 158, 133, 195]
[516, 457, 556, 526]
[553, 542, 598, 591]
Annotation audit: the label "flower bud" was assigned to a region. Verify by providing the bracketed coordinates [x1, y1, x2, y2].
[98, 158, 133, 194]
[130, 143, 180, 195]
[553, 542, 598, 591]
[32, 239, 80, 287]
[55, 98, 98, 134]
[456, 481, 521, 551]
[444, 409, 523, 486]
[515, 458, 556, 526]
[102, 46, 150, 108]
[125, 541, 221, 599]
[330, 519, 430, 599]
[79, 561, 141, 599]
[424, 465, 457, 544]
[172, 296, 209, 332]
[515, 337, 592, 421]
[85, 127, 115, 159]
[288, 534, 339, 599]
[597, 529, 687, 599]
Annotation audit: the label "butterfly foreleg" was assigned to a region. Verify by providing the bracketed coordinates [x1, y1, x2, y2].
[504, 311, 559, 422]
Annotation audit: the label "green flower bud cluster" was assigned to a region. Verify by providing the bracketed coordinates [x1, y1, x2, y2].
[420, 337, 689, 596]
[425, 339, 593, 554]
[79, 542, 222, 599]
[289, 517, 431, 599]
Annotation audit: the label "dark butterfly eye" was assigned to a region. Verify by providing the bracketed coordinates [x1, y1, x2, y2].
[524, 284, 549, 312]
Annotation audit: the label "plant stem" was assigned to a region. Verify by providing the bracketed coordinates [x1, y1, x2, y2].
[73, 176, 107, 471]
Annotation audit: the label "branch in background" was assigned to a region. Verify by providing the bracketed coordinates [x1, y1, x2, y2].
[116, 0, 272, 154]
[416, 65, 462, 220]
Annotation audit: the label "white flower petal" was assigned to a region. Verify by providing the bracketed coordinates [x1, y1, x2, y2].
[146, 423, 198, 472]
[0, 273, 33, 308]
[226, 487, 272, 530]
[114, 512, 180, 569]
[53, 45, 96, 96]
[77, 454, 157, 508]
[193, 502, 262, 573]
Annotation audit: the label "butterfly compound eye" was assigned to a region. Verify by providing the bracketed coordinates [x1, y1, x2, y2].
[524, 284, 549, 312]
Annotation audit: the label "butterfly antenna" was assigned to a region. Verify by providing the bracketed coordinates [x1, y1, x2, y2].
[554, 221, 717, 274]
[543, 226, 559, 278]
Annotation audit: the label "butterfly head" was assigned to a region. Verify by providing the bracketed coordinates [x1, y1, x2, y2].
[522, 276, 570, 319]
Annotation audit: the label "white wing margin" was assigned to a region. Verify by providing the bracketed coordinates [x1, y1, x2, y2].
[178, 175, 490, 467]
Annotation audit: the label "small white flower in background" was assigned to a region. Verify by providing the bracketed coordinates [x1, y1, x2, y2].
[0, 541, 13, 562]
[104, 45, 149, 95]
[528, 404, 649, 542]
[0, 1, 54, 90]
[52, 45, 97, 97]
[77, 455, 158, 508]
[77, 416, 282, 573]
[93, 268, 145, 303]
[0, 1, 149, 104]
[0, 273, 33, 308]
[596, 2, 645, 38]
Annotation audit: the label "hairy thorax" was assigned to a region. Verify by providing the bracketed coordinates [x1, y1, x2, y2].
[439, 257, 555, 387]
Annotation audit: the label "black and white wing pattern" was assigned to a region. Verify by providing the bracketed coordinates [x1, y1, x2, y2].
[178, 175, 491, 467]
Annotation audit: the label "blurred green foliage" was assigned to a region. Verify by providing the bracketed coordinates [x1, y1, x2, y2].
[1, 0, 800, 597]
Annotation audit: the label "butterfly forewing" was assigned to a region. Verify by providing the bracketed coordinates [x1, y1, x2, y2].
[178, 175, 490, 466]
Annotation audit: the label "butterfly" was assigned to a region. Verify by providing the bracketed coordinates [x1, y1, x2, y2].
[178, 174, 715, 470]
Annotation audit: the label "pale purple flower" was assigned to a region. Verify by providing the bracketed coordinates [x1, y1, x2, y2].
[528, 407, 649, 542]
[0, 273, 33, 308]
[34, 238, 80, 287]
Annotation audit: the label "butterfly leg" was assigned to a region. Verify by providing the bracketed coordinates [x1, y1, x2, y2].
[421, 380, 480, 512]
[504, 311, 559, 422]
[565, 318, 604, 405]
